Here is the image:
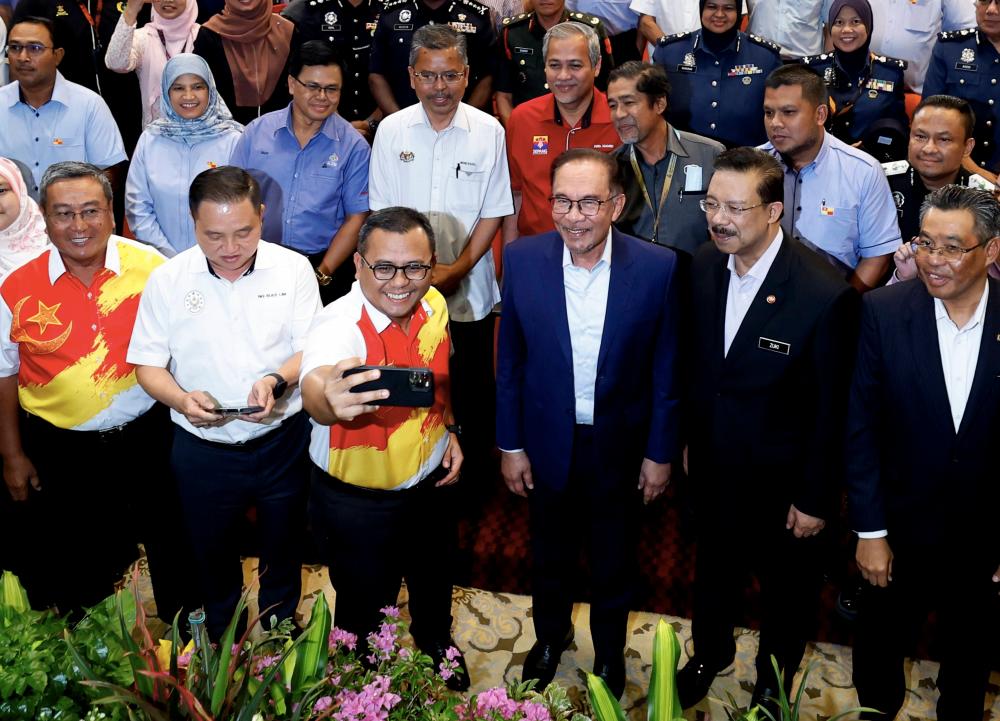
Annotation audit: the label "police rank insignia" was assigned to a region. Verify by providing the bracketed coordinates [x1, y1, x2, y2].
[532, 135, 549, 155]
[55, 4, 69, 15]
[324, 11, 337, 24]
[683, 52, 696, 67]
[893, 191, 905, 209]
[961, 47, 975, 63]
[399, 151, 415, 162]
[399, 8, 411, 21]
[457, 13, 466, 20]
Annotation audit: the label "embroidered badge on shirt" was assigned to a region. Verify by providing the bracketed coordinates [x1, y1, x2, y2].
[207, 161, 218, 169]
[961, 47, 976, 63]
[893, 191, 905, 209]
[399, 8, 411, 21]
[184, 290, 205, 315]
[323, 153, 340, 168]
[820, 205, 835, 216]
[55, 4, 69, 16]
[325, 11, 337, 23]
[457, 13, 466, 20]
[823, 66, 836, 84]
[400, 151, 415, 162]
[450, 21, 476, 33]
[866, 78, 894, 93]
[52, 138, 63, 145]
[728, 64, 762, 77]
[683, 52, 696, 67]
[532, 136, 549, 155]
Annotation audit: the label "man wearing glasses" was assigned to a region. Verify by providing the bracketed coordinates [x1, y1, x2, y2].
[0, 162, 187, 617]
[0, 17, 126, 197]
[231, 40, 371, 305]
[847, 185, 1000, 720]
[497, 148, 681, 699]
[300, 206, 469, 690]
[679, 147, 858, 710]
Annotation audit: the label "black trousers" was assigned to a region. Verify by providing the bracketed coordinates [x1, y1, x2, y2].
[18, 404, 191, 617]
[449, 316, 496, 483]
[308, 464, 457, 645]
[690, 497, 824, 692]
[172, 412, 310, 639]
[852, 543, 999, 721]
[608, 29, 642, 65]
[529, 425, 639, 661]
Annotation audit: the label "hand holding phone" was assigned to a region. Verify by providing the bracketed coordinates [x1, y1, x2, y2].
[344, 365, 435, 407]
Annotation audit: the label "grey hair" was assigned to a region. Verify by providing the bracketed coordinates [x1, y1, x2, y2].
[40, 161, 112, 209]
[919, 185, 1000, 246]
[408, 24, 468, 67]
[542, 21, 600, 67]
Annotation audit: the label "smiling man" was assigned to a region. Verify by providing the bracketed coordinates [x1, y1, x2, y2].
[846, 185, 1000, 721]
[128, 165, 321, 640]
[497, 148, 681, 699]
[299, 206, 468, 690]
[681, 147, 858, 710]
[231, 40, 371, 305]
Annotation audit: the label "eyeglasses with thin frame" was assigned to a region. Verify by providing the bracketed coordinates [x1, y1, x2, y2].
[975, 0, 1000, 6]
[412, 70, 466, 86]
[549, 195, 621, 217]
[46, 207, 110, 226]
[291, 75, 341, 96]
[4, 42, 53, 57]
[358, 254, 432, 281]
[699, 199, 765, 218]
[910, 236, 987, 263]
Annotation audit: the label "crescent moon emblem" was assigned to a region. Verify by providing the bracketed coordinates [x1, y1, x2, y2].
[11, 296, 74, 355]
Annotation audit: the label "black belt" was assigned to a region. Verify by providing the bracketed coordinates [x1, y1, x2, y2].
[311, 463, 448, 498]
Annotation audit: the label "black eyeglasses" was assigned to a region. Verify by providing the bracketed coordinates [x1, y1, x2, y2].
[291, 75, 341, 96]
[359, 255, 432, 281]
[549, 195, 621, 217]
[910, 237, 986, 262]
[4, 42, 53, 57]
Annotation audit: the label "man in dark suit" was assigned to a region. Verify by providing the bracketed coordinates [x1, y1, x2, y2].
[847, 185, 1000, 721]
[496, 147, 681, 699]
[678, 147, 860, 709]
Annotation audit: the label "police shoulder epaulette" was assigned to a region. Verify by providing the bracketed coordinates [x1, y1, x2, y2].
[501, 11, 530, 26]
[881, 159, 909, 176]
[568, 10, 601, 26]
[747, 33, 781, 54]
[938, 28, 975, 42]
[800, 52, 832, 65]
[382, 0, 409, 9]
[456, 0, 488, 15]
[662, 30, 693, 45]
[872, 54, 908, 70]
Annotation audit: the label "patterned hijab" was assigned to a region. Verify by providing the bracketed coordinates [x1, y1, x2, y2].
[147, 53, 244, 144]
[0, 157, 50, 279]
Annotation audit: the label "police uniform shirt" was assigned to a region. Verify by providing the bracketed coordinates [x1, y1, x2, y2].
[126, 240, 322, 443]
[762, 131, 902, 272]
[497, 9, 614, 106]
[884, 160, 972, 243]
[369, 0, 496, 110]
[924, 29, 1000, 173]
[613, 126, 724, 255]
[803, 52, 908, 145]
[282, 0, 383, 123]
[653, 29, 782, 148]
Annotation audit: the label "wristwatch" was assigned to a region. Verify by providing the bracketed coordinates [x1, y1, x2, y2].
[315, 268, 333, 286]
[265, 372, 288, 399]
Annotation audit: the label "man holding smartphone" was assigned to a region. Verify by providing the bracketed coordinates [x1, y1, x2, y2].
[300, 206, 468, 690]
[128, 166, 321, 640]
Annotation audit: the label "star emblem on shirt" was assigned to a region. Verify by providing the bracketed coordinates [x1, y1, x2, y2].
[26, 300, 63, 335]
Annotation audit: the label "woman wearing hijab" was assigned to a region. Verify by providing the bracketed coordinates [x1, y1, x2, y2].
[802, 0, 908, 158]
[0, 157, 50, 282]
[652, 0, 783, 147]
[193, 0, 298, 125]
[106, 0, 201, 129]
[125, 54, 243, 256]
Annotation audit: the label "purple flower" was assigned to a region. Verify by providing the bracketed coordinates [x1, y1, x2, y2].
[329, 627, 358, 652]
[379, 606, 401, 618]
[314, 696, 334, 713]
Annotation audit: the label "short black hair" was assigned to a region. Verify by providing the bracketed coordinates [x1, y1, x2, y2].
[920, 184, 1000, 246]
[550, 148, 623, 195]
[713, 147, 784, 206]
[189, 166, 262, 217]
[289, 39, 344, 79]
[764, 64, 828, 108]
[913, 94, 976, 141]
[358, 207, 436, 256]
[607, 61, 671, 110]
[11, 16, 59, 48]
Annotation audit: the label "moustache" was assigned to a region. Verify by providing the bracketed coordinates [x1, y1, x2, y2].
[711, 225, 737, 237]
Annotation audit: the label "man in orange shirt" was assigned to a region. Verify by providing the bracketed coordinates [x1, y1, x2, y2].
[503, 21, 621, 243]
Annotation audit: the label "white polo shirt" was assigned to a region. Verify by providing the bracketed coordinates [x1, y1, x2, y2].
[369, 101, 514, 323]
[127, 239, 322, 443]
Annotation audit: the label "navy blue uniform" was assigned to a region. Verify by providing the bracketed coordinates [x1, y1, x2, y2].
[652, 29, 782, 148]
[883, 159, 973, 243]
[924, 28, 1000, 172]
[802, 52, 908, 146]
[369, 0, 496, 110]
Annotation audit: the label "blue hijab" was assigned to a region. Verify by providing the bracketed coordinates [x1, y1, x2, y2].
[147, 53, 243, 143]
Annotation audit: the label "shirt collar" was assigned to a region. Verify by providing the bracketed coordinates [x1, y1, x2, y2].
[190, 238, 274, 276]
[553, 91, 602, 128]
[561, 227, 614, 269]
[409, 101, 470, 133]
[352, 280, 435, 334]
[934, 278, 990, 331]
[277, 103, 343, 142]
[12, 70, 68, 110]
[47, 233, 122, 284]
[726, 227, 783, 280]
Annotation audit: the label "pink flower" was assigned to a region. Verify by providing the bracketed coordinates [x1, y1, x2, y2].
[329, 627, 358, 652]
[379, 606, 401, 618]
[332, 675, 401, 721]
[314, 696, 334, 712]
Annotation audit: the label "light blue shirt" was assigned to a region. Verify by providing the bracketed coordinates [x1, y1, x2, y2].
[566, 0, 639, 35]
[230, 105, 371, 255]
[125, 129, 243, 256]
[746, 0, 825, 58]
[0, 72, 127, 192]
[761, 131, 901, 272]
[563, 230, 612, 425]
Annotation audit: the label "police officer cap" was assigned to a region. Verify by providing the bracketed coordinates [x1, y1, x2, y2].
[861, 118, 908, 164]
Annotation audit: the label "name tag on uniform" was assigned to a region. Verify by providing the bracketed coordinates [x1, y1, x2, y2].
[321, 24, 341, 31]
[676, 64, 696, 72]
[514, 46, 534, 55]
[955, 62, 977, 71]
[394, 23, 413, 30]
[758, 337, 790, 355]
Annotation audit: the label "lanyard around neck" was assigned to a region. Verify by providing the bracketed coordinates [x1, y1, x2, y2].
[629, 143, 677, 242]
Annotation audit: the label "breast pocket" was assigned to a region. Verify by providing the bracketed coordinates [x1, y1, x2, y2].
[453, 168, 488, 212]
[904, 1, 935, 31]
[50, 137, 83, 155]
[307, 164, 346, 212]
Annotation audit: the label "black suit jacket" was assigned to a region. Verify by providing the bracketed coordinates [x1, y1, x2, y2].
[688, 236, 860, 521]
[846, 278, 1000, 554]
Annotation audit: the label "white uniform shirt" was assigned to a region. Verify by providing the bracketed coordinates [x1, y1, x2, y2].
[127, 239, 321, 443]
[724, 230, 783, 356]
[746, 0, 825, 58]
[369, 101, 514, 323]
[629, 0, 701, 58]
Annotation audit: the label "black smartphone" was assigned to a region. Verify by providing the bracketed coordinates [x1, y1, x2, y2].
[215, 405, 265, 415]
[344, 365, 435, 407]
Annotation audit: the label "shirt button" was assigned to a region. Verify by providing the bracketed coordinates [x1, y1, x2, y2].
[711, 101, 717, 108]
[990, 99, 996, 106]
[711, 80, 717, 87]
[960, 78, 965, 84]
[34, 137, 38, 142]
[91, 323, 97, 331]
[710, 122, 716, 129]
[87, 292, 93, 299]
[294, 172, 299, 178]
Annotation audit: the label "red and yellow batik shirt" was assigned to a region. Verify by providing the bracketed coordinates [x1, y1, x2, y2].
[0, 236, 164, 430]
[301, 283, 451, 491]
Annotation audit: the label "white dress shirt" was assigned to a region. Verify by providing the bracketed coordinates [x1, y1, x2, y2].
[746, 0, 825, 58]
[724, 230, 783, 356]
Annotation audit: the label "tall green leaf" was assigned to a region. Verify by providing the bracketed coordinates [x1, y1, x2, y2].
[586, 672, 628, 721]
[291, 594, 331, 691]
[210, 593, 249, 716]
[647, 619, 683, 721]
